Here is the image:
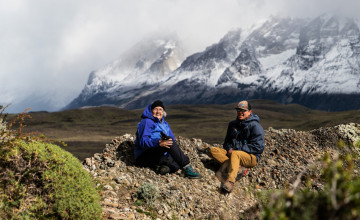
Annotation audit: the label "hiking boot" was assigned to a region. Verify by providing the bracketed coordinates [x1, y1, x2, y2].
[236, 167, 249, 181]
[155, 165, 171, 175]
[221, 181, 234, 193]
[183, 165, 202, 179]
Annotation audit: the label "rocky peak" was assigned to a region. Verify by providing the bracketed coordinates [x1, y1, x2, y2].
[217, 47, 262, 85]
[83, 123, 360, 219]
[245, 16, 307, 56]
[296, 14, 360, 70]
[179, 43, 228, 72]
[218, 28, 243, 59]
[94, 35, 185, 85]
[179, 29, 242, 72]
[64, 34, 185, 110]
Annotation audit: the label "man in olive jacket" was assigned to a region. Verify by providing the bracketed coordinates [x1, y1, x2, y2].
[209, 100, 265, 193]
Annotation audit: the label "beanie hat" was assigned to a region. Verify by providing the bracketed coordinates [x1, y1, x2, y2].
[151, 100, 165, 110]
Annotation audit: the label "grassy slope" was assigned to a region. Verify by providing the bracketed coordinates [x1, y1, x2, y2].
[16, 99, 360, 160]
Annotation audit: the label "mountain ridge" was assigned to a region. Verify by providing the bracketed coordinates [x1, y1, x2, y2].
[65, 14, 360, 111]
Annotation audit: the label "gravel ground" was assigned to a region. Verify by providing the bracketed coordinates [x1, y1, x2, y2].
[82, 123, 360, 219]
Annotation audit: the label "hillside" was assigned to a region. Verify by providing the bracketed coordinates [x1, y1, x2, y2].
[83, 123, 360, 219]
[20, 100, 360, 160]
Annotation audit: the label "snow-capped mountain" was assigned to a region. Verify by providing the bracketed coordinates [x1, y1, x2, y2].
[66, 14, 360, 111]
[257, 15, 360, 108]
[66, 34, 185, 108]
[212, 14, 360, 110]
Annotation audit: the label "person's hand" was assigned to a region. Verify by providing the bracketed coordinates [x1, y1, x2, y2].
[227, 148, 233, 156]
[159, 138, 173, 149]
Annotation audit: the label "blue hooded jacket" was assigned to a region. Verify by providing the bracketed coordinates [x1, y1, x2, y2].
[223, 113, 265, 162]
[134, 103, 176, 160]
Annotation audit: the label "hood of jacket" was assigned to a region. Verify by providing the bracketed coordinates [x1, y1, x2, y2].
[141, 104, 162, 122]
[237, 113, 260, 124]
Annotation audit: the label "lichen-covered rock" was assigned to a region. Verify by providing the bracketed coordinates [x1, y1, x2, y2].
[335, 123, 360, 145]
[83, 123, 360, 219]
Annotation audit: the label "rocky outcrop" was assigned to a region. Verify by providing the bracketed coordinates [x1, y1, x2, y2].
[82, 123, 360, 219]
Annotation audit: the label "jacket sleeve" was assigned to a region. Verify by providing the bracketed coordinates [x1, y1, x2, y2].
[222, 122, 233, 151]
[137, 119, 160, 150]
[240, 123, 265, 155]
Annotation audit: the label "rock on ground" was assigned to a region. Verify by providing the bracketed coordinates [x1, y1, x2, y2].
[82, 123, 360, 219]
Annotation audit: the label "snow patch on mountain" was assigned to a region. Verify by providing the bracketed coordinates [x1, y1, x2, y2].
[258, 48, 296, 70]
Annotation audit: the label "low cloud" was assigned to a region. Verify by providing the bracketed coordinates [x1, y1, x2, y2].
[1, 0, 359, 113]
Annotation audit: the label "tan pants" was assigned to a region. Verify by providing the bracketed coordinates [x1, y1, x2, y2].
[209, 147, 257, 183]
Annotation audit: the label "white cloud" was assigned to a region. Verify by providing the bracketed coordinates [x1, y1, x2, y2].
[236, 0, 360, 18]
[0, 0, 359, 113]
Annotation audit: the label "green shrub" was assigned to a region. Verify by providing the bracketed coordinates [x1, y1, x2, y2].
[0, 107, 102, 219]
[261, 148, 360, 220]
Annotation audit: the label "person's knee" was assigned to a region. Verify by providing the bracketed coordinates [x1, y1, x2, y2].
[209, 147, 222, 156]
[160, 156, 180, 173]
[209, 147, 216, 155]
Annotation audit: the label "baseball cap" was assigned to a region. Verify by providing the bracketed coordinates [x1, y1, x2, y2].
[235, 100, 251, 111]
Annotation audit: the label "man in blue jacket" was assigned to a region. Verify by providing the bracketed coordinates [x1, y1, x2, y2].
[134, 100, 202, 179]
[209, 100, 265, 192]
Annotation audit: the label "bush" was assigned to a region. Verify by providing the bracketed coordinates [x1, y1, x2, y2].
[261, 145, 360, 220]
[136, 182, 159, 206]
[0, 107, 102, 219]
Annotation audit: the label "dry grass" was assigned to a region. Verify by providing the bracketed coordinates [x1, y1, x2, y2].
[10, 99, 360, 160]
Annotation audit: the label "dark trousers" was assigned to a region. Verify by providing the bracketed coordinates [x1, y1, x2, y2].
[135, 142, 190, 173]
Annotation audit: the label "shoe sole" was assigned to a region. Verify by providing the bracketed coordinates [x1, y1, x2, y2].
[221, 185, 233, 193]
[186, 175, 202, 179]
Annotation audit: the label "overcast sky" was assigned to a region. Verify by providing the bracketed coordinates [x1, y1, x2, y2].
[1, 0, 359, 113]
